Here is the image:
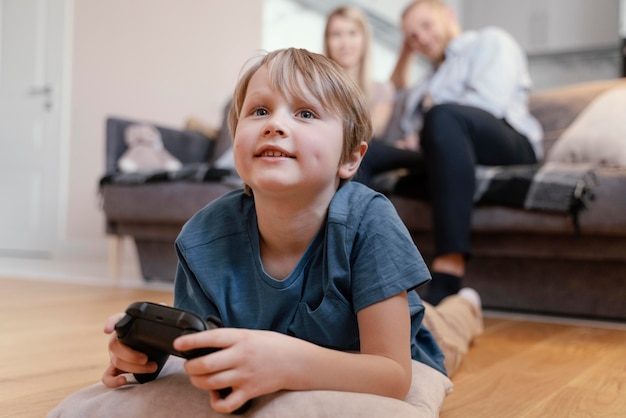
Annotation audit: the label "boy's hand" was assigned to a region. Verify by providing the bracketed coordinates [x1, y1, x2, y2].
[174, 328, 301, 414]
[101, 312, 158, 388]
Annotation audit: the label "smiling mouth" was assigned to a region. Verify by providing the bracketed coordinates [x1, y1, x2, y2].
[258, 150, 293, 158]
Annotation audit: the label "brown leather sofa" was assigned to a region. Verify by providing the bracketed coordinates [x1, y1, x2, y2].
[100, 79, 626, 320]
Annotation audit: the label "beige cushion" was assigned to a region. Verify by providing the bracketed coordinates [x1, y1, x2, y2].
[546, 87, 626, 167]
[47, 358, 452, 418]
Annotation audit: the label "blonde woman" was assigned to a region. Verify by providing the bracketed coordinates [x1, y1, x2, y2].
[324, 6, 395, 139]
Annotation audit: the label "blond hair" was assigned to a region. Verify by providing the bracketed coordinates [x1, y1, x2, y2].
[323, 6, 374, 106]
[228, 48, 372, 194]
[402, 0, 445, 18]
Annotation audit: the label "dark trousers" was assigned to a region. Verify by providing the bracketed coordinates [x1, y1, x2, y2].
[356, 104, 537, 258]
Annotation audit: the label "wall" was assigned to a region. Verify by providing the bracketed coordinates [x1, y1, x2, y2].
[462, 0, 622, 89]
[64, 0, 262, 258]
[463, 0, 620, 54]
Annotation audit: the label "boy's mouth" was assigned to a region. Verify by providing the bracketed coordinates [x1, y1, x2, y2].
[259, 150, 292, 158]
[256, 146, 295, 158]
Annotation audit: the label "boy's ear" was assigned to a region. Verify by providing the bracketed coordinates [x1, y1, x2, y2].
[338, 141, 368, 179]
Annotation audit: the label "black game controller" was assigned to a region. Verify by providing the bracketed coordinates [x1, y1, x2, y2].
[115, 301, 251, 414]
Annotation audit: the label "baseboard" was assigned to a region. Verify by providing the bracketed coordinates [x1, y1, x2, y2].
[52, 236, 137, 263]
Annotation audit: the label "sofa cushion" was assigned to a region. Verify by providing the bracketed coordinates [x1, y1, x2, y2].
[391, 166, 626, 237]
[47, 358, 452, 418]
[101, 182, 235, 225]
[546, 87, 626, 167]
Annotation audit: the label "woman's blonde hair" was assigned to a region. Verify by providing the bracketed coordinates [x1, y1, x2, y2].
[323, 6, 373, 106]
[228, 48, 372, 194]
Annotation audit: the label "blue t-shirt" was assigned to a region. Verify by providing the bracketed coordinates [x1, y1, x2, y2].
[174, 181, 446, 375]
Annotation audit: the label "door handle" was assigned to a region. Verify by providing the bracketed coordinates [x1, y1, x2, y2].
[28, 85, 52, 95]
[27, 84, 53, 111]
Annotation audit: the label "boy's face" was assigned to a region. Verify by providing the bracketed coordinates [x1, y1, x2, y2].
[233, 65, 356, 199]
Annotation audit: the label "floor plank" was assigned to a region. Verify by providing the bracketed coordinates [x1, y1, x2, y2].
[440, 320, 626, 417]
[0, 277, 173, 418]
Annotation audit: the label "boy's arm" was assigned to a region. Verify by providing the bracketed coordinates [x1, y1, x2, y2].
[175, 292, 413, 414]
[297, 291, 413, 396]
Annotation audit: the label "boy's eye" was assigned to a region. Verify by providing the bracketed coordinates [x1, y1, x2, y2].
[298, 110, 315, 119]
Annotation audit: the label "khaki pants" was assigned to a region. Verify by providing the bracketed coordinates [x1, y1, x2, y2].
[423, 295, 484, 376]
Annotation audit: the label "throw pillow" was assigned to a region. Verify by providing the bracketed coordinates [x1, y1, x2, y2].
[185, 117, 220, 139]
[546, 87, 626, 167]
[47, 358, 452, 418]
[118, 123, 183, 173]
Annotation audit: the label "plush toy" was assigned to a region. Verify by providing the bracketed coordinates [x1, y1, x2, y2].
[118, 123, 182, 173]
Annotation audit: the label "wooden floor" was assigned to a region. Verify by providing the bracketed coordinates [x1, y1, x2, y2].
[1, 277, 625, 418]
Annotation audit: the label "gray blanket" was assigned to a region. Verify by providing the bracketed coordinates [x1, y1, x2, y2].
[474, 162, 596, 231]
[100, 161, 596, 230]
[99, 163, 234, 186]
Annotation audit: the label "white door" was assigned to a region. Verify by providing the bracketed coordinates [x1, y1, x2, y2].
[0, 0, 66, 256]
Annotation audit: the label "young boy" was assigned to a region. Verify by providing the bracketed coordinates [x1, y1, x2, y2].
[102, 48, 481, 414]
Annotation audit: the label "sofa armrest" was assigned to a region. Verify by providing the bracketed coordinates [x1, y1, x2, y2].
[105, 117, 216, 174]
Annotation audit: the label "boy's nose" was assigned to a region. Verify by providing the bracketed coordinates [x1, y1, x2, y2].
[263, 114, 288, 137]
[264, 128, 285, 137]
